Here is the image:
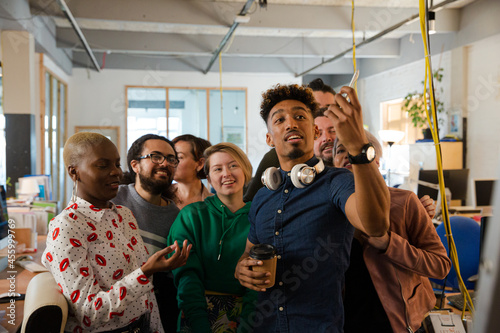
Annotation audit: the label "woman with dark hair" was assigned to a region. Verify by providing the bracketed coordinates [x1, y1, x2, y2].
[42, 132, 191, 333]
[171, 134, 213, 210]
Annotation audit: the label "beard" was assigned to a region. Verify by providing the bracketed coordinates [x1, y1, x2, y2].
[138, 169, 173, 196]
[287, 147, 305, 160]
[321, 154, 333, 167]
[319, 142, 334, 167]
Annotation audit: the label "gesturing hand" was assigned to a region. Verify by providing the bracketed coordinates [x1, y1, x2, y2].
[142, 240, 192, 278]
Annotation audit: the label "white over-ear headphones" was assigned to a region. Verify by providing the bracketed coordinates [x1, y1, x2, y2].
[261, 159, 325, 190]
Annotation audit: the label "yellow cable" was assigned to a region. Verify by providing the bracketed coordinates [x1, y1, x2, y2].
[351, 0, 357, 91]
[219, 52, 224, 140]
[418, 0, 474, 318]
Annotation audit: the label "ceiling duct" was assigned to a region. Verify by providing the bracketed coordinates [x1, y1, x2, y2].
[57, 0, 100, 72]
[203, 0, 255, 74]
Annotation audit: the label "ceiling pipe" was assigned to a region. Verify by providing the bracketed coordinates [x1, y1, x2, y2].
[56, 0, 101, 72]
[203, 0, 255, 74]
[295, 0, 459, 77]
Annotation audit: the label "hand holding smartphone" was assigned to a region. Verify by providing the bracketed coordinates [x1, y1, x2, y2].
[341, 70, 359, 102]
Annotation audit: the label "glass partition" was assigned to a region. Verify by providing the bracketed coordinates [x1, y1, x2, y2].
[126, 87, 246, 151]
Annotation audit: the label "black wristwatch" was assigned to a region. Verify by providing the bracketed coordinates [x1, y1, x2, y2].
[347, 143, 376, 164]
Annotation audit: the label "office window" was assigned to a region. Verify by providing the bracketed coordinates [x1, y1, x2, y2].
[381, 98, 420, 144]
[41, 70, 68, 204]
[126, 87, 246, 152]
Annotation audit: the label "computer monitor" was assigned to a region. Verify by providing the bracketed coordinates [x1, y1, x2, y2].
[417, 169, 469, 204]
[473, 179, 497, 209]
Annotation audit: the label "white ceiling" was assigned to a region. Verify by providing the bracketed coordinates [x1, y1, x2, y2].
[13, 0, 477, 77]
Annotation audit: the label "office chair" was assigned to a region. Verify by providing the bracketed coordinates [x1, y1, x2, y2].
[21, 272, 68, 333]
[431, 215, 481, 291]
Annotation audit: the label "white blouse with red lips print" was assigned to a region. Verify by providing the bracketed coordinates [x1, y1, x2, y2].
[42, 197, 163, 333]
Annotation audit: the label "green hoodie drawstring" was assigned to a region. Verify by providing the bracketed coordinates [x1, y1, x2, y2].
[218, 204, 239, 261]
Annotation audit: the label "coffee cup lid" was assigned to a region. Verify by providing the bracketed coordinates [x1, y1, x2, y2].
[249, 244, 277, 260]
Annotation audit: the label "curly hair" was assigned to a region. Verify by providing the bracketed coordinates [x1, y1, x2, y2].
[260, 84, 319, 123]
[172, 134, 212, 179]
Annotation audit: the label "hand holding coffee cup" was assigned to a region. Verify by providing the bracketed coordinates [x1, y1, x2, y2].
[249, 244, 277, 289]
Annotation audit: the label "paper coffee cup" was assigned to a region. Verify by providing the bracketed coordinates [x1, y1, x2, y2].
[249, 244, 277, 288]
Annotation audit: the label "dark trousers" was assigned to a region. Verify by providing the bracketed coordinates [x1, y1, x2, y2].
[153, 272, 179, 333]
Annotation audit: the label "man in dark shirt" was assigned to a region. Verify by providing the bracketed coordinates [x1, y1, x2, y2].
[235, 84, 390, 332]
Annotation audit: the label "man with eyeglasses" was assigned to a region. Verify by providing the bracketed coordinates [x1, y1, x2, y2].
[113, 134, 187, 333]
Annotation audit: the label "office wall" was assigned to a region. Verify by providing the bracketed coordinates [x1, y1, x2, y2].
[68, 69, 301, 171]
[358, 32, 500, 205]
[465, 33, 500, 185]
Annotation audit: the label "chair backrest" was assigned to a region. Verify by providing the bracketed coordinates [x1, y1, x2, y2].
[21, 272, 68, 333]
[431, 216, 481, 290]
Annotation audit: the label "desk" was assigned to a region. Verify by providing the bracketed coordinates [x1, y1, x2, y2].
[0, 236, 46, 333]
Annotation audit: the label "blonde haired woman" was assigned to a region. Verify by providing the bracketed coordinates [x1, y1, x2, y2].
[168, 142, 256, 333]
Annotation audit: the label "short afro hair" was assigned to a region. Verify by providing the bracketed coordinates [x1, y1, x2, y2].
[260, 84, 319, 124]
[63, 132, 113, 168]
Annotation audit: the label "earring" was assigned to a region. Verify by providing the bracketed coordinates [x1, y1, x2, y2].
[71, 180, 79, 202]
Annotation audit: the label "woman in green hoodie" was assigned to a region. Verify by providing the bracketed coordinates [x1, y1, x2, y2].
[168, 142, 256, 333]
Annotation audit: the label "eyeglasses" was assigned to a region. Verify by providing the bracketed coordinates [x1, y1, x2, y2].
[139, 153, 179, 167]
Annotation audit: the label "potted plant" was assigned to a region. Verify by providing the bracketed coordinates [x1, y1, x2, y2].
[402, 68, 445, 139]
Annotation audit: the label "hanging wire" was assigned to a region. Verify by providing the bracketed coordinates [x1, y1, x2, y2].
[351, 0, 357, 91]
[219, 52, 224, 141]
[418, 0, 475, 318]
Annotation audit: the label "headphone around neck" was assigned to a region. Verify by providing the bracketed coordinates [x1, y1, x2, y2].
[261, 159, 325, 190]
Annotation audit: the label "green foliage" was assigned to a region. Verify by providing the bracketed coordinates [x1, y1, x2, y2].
[402, 68, 445, 128]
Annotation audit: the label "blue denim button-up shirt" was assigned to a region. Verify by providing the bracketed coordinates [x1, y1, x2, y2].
[248, 157, 355, 333]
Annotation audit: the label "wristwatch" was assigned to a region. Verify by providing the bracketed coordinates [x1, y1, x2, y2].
[347, 143, 376, 164]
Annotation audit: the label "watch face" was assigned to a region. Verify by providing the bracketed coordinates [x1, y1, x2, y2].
[366, 146, 376, 161]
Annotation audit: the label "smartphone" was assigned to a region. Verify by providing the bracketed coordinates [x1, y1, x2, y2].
[341, 70, 360, 100]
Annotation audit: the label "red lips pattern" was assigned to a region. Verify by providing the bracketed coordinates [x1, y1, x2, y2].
[83, 315, 91, 327]
[109, 311, 124, 319]
[52, 227, 60, 240]
[95, 254, 106, 266]
[137, 275, 149, 285]
[112, 269, 124, 280]
[80, 267, 90, 277]
[70, 290, 80, 303]
[94, 298, 103, 310]
[60, 258, 70, 272]
[43, 200, 160, 331]
[87, 233, 98, 242]
[119, 287, 127, 300]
